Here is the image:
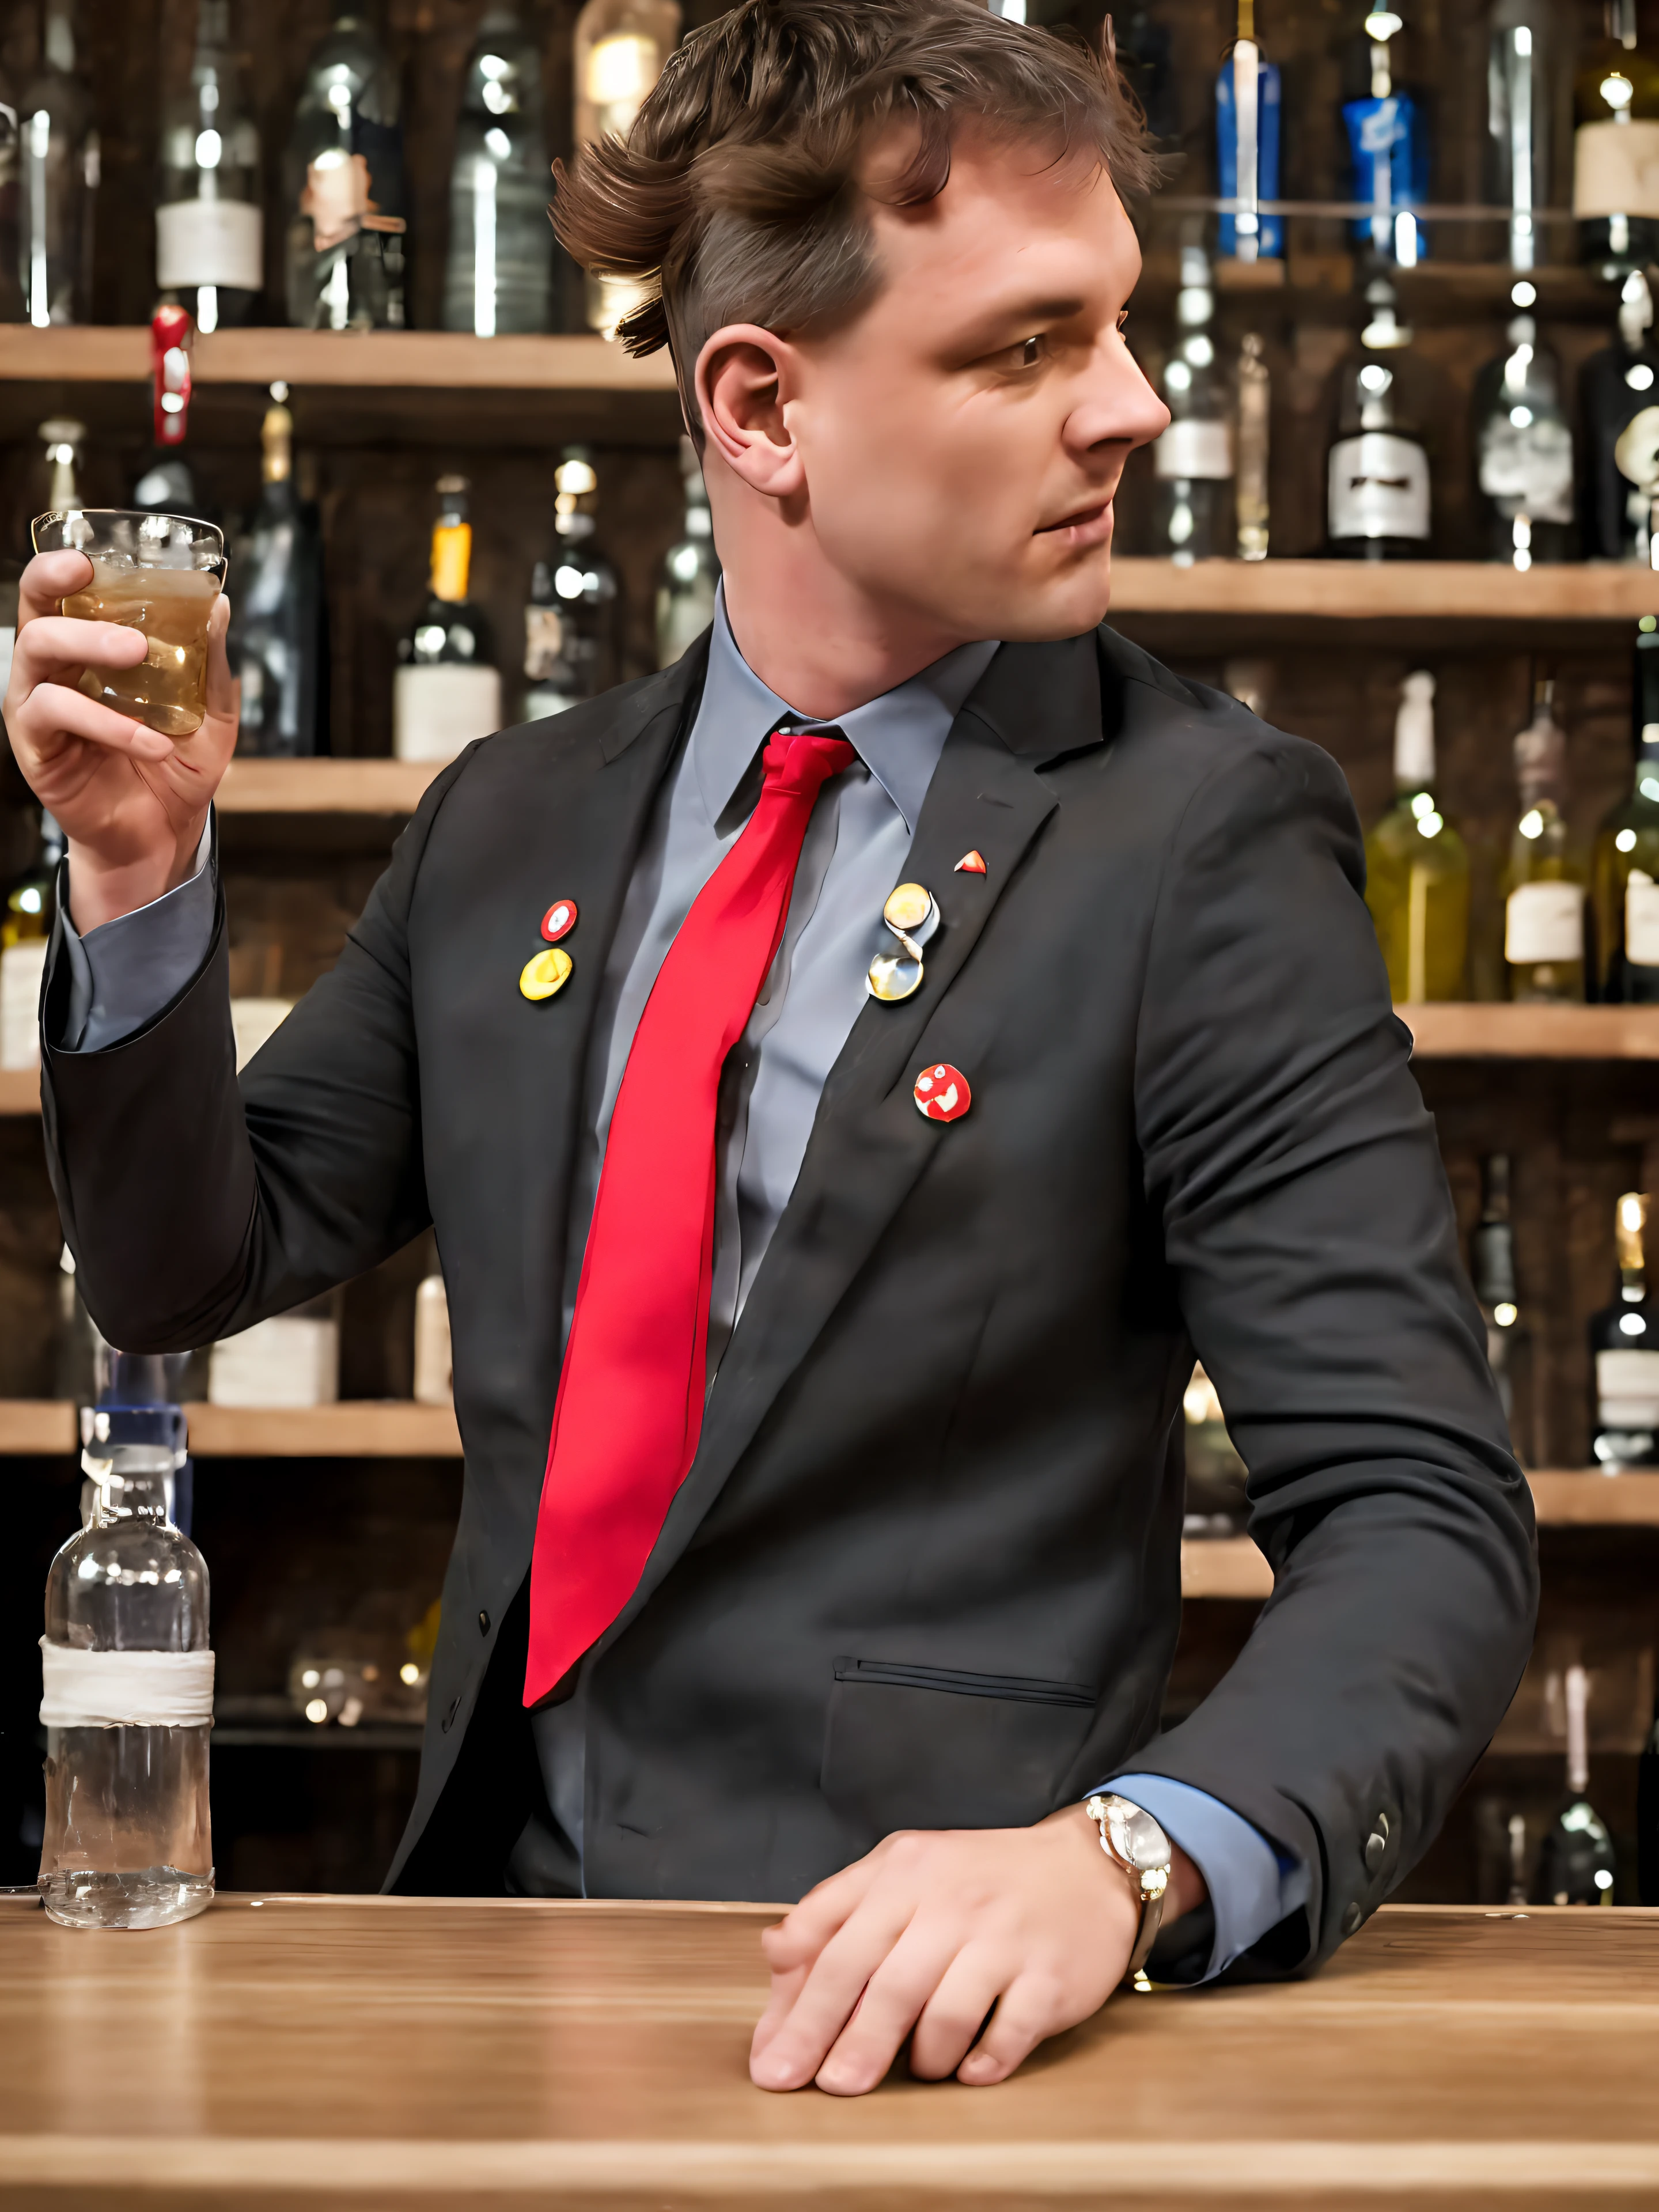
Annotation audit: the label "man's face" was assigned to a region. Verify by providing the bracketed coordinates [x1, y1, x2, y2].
[783, 128, 1168, 645]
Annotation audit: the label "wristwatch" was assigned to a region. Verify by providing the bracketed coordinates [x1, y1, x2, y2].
[1084, 1792, 1172, 1979]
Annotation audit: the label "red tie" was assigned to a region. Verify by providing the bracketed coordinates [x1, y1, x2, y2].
[524, 728, 856, 1706]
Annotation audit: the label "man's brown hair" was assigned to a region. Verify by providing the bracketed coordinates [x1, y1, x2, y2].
[552, 0, 1153, 433]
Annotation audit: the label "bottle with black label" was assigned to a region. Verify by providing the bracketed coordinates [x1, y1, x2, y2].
[1471, 1153, 1522, 1431]
[283, 0, 406, 331]
[1471, 281, 1574, 569]
[1533, 1664, 1616, 1906]
[1589, 1190, 1659, 1468]
[228, 383, 327, 758]
[1327, 276, 1430, 558]
[1153, 244, 1233, 564]
[1591, 614, 1659, 1001]
[395, 475, 502, 762]
[1573, 0, 1659, 281]
[1503, 677, 1584, 1003]
[155, 0, 262, 335]
[522, 446, 622, 718]
[1582, 270, 1659, 565]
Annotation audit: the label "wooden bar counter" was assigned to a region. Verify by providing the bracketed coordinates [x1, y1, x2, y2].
[0, 1896, 1656, 2209]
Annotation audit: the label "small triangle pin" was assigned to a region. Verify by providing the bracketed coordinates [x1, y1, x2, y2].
[955, 849, 987, 875]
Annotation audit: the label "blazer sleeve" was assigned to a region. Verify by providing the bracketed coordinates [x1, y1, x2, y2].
[1123, 716, 1538, 1976]
[40, 750, 477, 1355]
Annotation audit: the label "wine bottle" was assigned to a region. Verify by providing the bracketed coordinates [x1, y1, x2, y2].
[413, 1251, 452, 1408]
[1581, 270, 1659, 564]
[656, 435, 719, 668]
[283, 0, 407, 332]
[1534, 1664, 1616, 1906]
[1503, 677, 1585, 1002]
[1471, 1153, 1522, 1426]
[1153, 244, 1233, 563]
[1573, 0, 1659, 281]
[1364, 669, 1469, 1001]
[1, 808, 65, 1074]
[156, 0, 262, 336]
[523, 445, 622, 717]
[1589, 1191, 1659, 1467]
[1487, 0, 1551, 272]
[1215, 0, 1282, 261]
[1234, 331, 1270, 560]
[18, 0, 99, 328]
[1327, 276, 1431, 558]
[228, 382, 327, 759]
[1471, 281, 1574, 569]
[573, 0, 681, 334]
[443, 1, 552, 339]
[1340, 0, 1428, 268]
[1591, 613, 1659, 1001]
[395, 474, 502, 762]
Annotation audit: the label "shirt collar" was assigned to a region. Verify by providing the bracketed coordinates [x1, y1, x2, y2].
[691, 585, 1001, 835]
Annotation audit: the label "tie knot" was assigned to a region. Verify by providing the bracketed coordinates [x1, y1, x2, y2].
[763, 727, 857, 798]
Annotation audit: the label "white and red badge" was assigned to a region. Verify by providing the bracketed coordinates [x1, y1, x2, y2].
[914, 1063, 971, 1123]
[541, 898, 578, 944]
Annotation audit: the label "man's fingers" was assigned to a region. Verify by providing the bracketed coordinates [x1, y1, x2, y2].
[748, 1959, 809, 2069]
[908, 1944, 1014, 2081]
[956, 1969, 1077, 2086]
[14, 615, 147, 688]
[812, 1921, 965, 2096]
[16, 681, 172, 763]
[760, 1852, 881, 1974]
[749, 1887, 920, 2092]
[17, 549, 92, 624]
[203, 592, 236, 724]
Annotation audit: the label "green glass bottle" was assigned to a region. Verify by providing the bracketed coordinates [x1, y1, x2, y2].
[1365, 668, 1469, 1001]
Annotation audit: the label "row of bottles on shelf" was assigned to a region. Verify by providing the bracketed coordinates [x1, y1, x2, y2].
[1150, 247, 1659, 566]
[1362, 623, 1659, 1004]
[21, 411, 720, 761]
[2, 0, 680, 336]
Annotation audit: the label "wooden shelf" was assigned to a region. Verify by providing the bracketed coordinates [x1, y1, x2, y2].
[1109, 556, 1659, 624]
[0, 1400, 460, 1457]
[215, 757, 444, 816]
[1525, 1469, 1659, 1523]
[0, 1068, 39, 1115]
[0, 327, 678, 393]
[1399, 1005, 1659, 1058]
[1180, 1538, 1274, 1599]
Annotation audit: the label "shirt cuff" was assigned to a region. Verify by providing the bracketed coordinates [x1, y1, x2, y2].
[1105, 1773, 1310, 1984]
[57, 817, 215, 1053]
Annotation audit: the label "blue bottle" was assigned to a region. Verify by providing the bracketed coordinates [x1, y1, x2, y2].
[1217, 52, 1283, 258]
[1342, 9, 1429, 263]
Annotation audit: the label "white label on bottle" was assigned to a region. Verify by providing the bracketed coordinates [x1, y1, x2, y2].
[393, 664, 502, 763]
[1153, 418, 1234, 482]
[1597, 1346, 1659, 1427]
[156, 197, 262, 291]
[1328, 432, 1431, 542]
[1478, 415, 1574, 524]
[1574, 118, 1659, 220]
[230, 997, 294, 1074]
[209, 1316, 339, 1409]
[0, 939, 47, 1071]
[1627, 873, 1659, 965]
[413, 1279, 453, 1408]
[1505, 880, 1584, 964]
[39, 1638, 215, 1729]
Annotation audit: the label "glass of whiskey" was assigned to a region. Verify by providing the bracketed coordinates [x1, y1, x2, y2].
[32, 507, 228, 739]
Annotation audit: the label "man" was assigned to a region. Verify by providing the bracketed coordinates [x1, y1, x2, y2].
[10, 0, 1533, 2100]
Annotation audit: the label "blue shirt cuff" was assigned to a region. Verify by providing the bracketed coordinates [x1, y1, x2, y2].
[57, 817, 215, 1053]
[1107, 1773, 1309, 1983]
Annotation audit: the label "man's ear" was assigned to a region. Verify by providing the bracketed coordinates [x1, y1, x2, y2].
[695, 324, 805, 501]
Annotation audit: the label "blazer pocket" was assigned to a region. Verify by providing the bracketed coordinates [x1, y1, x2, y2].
[821, 1657, 1097, 1842]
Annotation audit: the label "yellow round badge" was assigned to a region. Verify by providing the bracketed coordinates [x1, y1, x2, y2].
[520, 947, 573, 1001]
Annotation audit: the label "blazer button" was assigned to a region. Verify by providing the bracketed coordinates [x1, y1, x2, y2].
[1365, 1827, 1388, 1874]
[1342, 1902, 1363, 1937]
[478, 1609, 490, 1635]
[442, 1695, 461, 1733]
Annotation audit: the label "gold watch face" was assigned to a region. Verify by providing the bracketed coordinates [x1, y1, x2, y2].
[1103, 1797, 1171, 1872]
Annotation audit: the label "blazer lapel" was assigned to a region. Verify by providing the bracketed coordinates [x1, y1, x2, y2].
[595, 630, 1109, 1650]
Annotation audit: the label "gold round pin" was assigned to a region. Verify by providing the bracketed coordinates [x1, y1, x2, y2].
[867, 946, 923, 1002]
[884, 882, 934, 937]
[520, 946, 573, 1001]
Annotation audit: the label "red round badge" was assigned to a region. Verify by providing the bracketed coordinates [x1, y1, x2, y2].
[541, 899, 578, 944]
[913, 1063, 971, 1123]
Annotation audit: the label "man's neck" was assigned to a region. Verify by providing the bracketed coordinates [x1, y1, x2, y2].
[719, 566, 978, 723]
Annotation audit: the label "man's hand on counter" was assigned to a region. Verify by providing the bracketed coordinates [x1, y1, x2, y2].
[748, 1802, 1207, 2096]
[5, 550, 238, 934]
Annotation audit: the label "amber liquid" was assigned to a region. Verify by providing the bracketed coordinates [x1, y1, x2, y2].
[63, 560, 222, 738]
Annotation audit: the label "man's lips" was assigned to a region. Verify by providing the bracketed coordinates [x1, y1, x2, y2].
[1035, 498, 1115, 548]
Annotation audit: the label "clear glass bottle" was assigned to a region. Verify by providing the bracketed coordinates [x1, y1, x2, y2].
[1472, 281, 1574, 569]
[283, 0, 406, 332]
[156, 0, 263, 335]
[1582, 270, 1659, 565]
[1487, 0, 1552, 273]
[1364, 669, 1469, 1001]
[229, 382, 327, 757]
[18, 0, 99, 329]
[1153, 244, 1233, 565]
[1503, 677, 1585, 1002]
[1327, 277, 1431, 558]
[523, 445, 620, 717]
[1573, 0, 1659, 281]
[656, 435, 718, 666]
[1589, 1190, 1659, 1467]
[1533, 1664, 1616, 1905]
[1340, 0, 1429, 268]
[395, 475, 502, 760]
[1591, 613, 1659, 1001]
[1234, 332, 1270, 561]
[573, 0, 680, 334]
[1, 806, 64, 1073]
[444, 1, 551, 338]
[39, 1408, 213, 1930]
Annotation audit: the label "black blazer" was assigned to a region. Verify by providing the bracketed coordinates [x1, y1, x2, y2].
[40, 626, 1536, 1972]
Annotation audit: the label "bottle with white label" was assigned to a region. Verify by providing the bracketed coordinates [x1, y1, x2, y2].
[1573, 0, 1659, 282]
[38, 1411, 214, 1929]
[1591, 612, 1659, 1001]
[1363, 669, 1469, 1001]
[1153, 244, 1233, 565]
[1, 810, 66, 1074]
[156, 0, 262, 335]
[394, 476, 503, 763]
[1327, 275, 1431, 558]
[1471, 281, 1574, 569]
[413, 1255, 453, 1407]
[1590, 1191, 1659, 1468]
[209, 1290, 341, 1408]
[1503, 677, 1585, 1003]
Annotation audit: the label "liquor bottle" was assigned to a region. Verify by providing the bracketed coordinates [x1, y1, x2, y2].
[1503, 678, 1585, 1002]
[522, 446, 621, 717]
[1573, 0, 1659, 280]
[1327, 278, 1430, 558]
[1487, 0, 1551, 272]
[1364, 669, 1469, 1001]
[1215, 0, 1282, 261]
[228, 384, 327, 758]
[1, 809, 65, 1073]
[17, 0, 98, 328]
[1117, 2, 1177, 145]
[1591, 614, 1659, 1001]
[131, 451, 217, 529]
[395, 474, 503, 761]
[1471, 282, 1574, 569]
[1533, 1664, 1616, 1906]
[209, 1291, 342, 1408]
[1590, 1191, 1659, 1466]
[413, 1253, 452, 1407]
[1153, 245, 1233, 564]
[1340, 0, 1428, 268]
[442, 1, 552, 339]
[1581, 270, 1659, 565]
[1639, 1687, 1659, 1904]
[573, 0, 681, 334]
[155, 0, 262, 336]
[36, 414, 83, 515]
[1470, 1153, 1521, 1426]
[656, 436, 719, 666]
[283, 1, 407, 332]
[1234, 331, 1270, 560]
[38, 1393, 213, 1929]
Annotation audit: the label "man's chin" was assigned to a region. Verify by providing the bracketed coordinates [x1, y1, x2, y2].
[990, 552, 1118, 645]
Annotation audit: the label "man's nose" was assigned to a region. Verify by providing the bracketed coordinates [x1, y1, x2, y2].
[1064, 339, 1171, 457]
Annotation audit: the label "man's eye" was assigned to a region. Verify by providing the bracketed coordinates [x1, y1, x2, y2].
[1018, 335, 1043, 368]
